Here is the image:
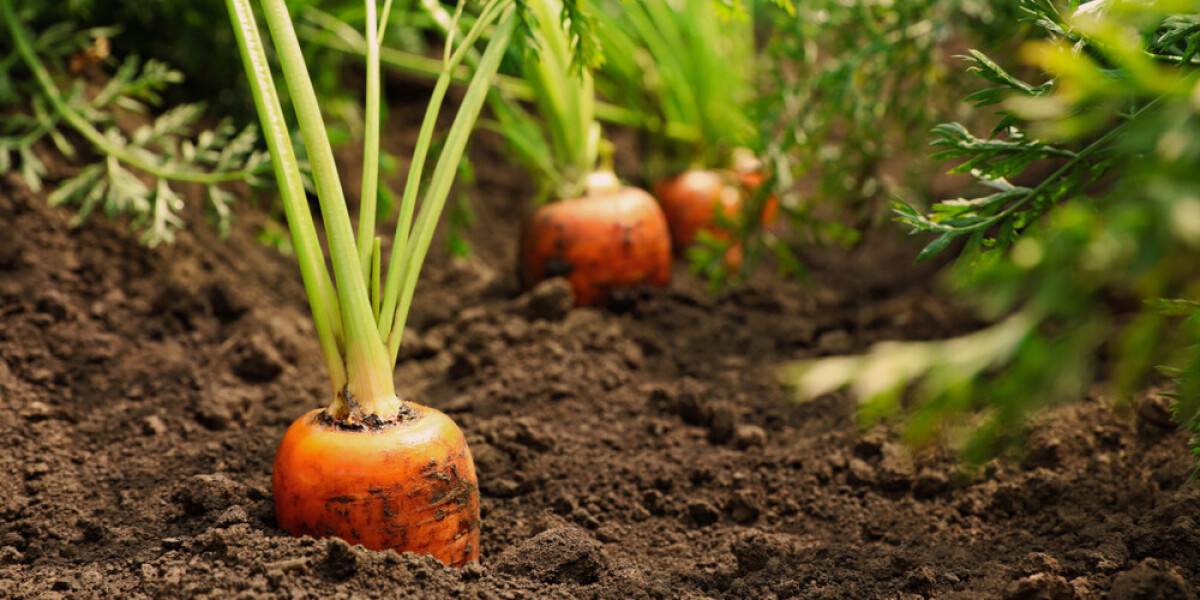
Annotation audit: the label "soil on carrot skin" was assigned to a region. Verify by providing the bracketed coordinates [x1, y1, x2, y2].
[1, 136, 1197, 600]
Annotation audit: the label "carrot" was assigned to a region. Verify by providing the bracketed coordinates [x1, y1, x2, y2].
[520, 180, 672, 307]
[654, 167, 778, 270]
[654, 170, 739, 251]
[273, 405, 479, 565]
[227, 0, 517, 566]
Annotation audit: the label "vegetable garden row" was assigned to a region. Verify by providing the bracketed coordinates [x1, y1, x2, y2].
[2, 0, 1200, 598]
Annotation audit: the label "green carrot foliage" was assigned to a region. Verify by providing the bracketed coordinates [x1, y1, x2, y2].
[785, 0, 1200, 463]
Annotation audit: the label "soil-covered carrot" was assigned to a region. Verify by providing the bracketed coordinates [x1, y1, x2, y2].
[226, 0, 517, 565]
[521, 176, 671, 307]
[273, 405, 479, 565]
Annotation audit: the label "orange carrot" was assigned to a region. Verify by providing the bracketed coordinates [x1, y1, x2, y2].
[227, 0, 513, 569]
[520, 183, 672, 307]
[273, 403, 480, 567]
[654, 168, 779, 270]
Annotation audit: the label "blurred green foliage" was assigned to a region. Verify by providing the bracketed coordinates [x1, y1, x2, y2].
[592, 0, 756, 176]
[52, 0, 433, 118]
[648, 0, 1033, 287]
[0, 2, 271, 245]
[786, 0, 1200, 463]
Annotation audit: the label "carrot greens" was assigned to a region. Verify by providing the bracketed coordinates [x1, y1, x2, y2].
[0, 0, 270, 246]
[784, 0, 1200, 462]
[593, 0, 757, 175]
[225, 0, 516, 420]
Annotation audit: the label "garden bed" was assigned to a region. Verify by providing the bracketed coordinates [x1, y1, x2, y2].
[0, 129, 1197, 599]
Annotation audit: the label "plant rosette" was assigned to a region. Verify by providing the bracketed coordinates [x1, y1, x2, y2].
[520, 170, 671, 308]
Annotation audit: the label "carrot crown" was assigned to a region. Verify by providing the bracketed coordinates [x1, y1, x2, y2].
[226, 0, 517, 422]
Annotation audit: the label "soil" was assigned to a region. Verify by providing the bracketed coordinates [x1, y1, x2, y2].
[1, 116, 1198, 600]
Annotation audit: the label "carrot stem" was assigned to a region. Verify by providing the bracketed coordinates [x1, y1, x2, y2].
[259, 0, 399, 417]
[224, 0, 347, 394]
[376, 0, 510, 341]
[387, 5, 517, 360]
[228, 0, 513, 417]
[356, 0, 382, 286]
[297, 5, 701, 143]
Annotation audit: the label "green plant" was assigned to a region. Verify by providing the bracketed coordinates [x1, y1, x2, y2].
[698, 0, 1028, 286]
[295, 0, 664, 137]
[487, 0, 602, 202]
[592, 0, 755, 176]
[784, 0, 1200, 462]
[225, 0, 517, 560]
[0, 4, 270, 246]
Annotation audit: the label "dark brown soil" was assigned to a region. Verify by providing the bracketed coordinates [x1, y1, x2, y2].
[1, 123, 1198, 600]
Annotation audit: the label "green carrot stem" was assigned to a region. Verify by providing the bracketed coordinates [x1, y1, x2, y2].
[386, 5, 517, 360]
[298, 5, 700, 142]
[376, 0, 508, 339]
[258, 0, 398, 415]
[377, 0, 395, 43]
[356, 0, 383, 283]
[371, 237, 382, 319]
[224, 0, 347, 393]
[519, 0, 598, 199]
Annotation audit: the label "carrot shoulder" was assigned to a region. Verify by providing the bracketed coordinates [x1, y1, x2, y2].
[273, 406, 480, 566]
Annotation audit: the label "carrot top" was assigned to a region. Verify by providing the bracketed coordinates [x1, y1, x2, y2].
[226, 0, 517, 423]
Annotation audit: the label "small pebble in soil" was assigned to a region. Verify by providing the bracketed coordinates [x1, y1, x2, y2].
[141, 415, 168, 436]
[494, 526, 608, 585]
[1003, 573, 1076, 600]
[727, 489, 762, 524]
[847, 458, 875, 486]
[20, 401, 61, 422]
[687, 500, 721, 527]
[912, 469, 949, 498]
[1020, 552, 1061, 576]
[733, 424, 767, 449]
[1108, 559, 1196, 600]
